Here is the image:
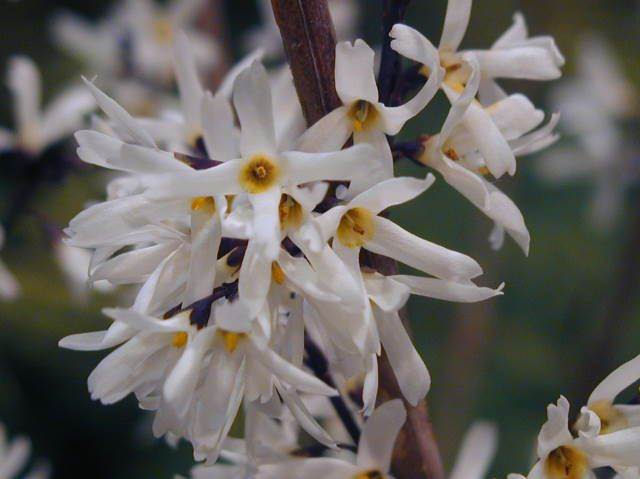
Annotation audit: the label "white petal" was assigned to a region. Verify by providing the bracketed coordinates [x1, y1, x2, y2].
[364, 273, 410, 312]
[248, 341, 337, 396]
[471, 47, 562, 81]
[481, 180, 530, 255]
[589, 354, 640, 406]
[367, 216, 483, 280]
[115, 144, 193, 174]
[82, 77, 156, 148]
[349, 175, 435, 215]
[238, 240, 272, 317]
[351, 129, 394, 194]
[249, 187, 282, 261]
[183, 213, 221, 306]
[384, 24, 444, 132]
[492, 13, 528, 49]
[486, 94, 544, 140]
[202, 91, 238, 162]
[294, 106, 352, 153]
[356, 398, 406, 472]
[278, 384, 337, 448]
[58, 329, 132, 351]
[163, 327, 216, 418]
[335, 39, 379, 104]
[7, 56, 41, 140]
[0, 436, 30, 479]
[102, 308, 189, 333]
[449, 422, 498, 479]
[233, 61, 277, 158]
[283, 143, 380, 186]
[581, 427, 640, 468]
[258, 459, 358, 479]
[173, 31, 205, 129]
[439, 0, 472, 52]
[427, 150, 489, 207]
[537, 396, 573, 458]
[0, 259, 20, 301]
[394, 275, 504, 303]
[377, 310, 430, 405]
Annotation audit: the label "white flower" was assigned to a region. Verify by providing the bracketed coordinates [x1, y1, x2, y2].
[257, 399, 406, 479]
[296, 38, 443, 192]
[0, 423, 49, 479]
[537, 34, 637, 231]
[0, 56, 95, 155]
[521, 396, 640, 479]
[0, 226, 20, 301]
[52, 0, 219, 85]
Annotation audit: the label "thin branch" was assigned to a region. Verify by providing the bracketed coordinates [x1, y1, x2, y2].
[304, 335, 361, 445]
[377, 0, 411, 107]
[271, 1, 445, 477]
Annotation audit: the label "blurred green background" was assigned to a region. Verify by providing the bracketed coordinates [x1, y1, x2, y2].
[0, 0, 638, 477]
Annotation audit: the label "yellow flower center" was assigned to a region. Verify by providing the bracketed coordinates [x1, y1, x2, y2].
[239, 155, 280, 194]
[279, 194, 304, 230]
[271, 262, 286, 285]
[153, 17, 174, 44]
[544, 446, 588, 479]
[217, 330, 247, 353]
[191, 196, 216, 215]
[172, 332, 188, 348]
[348, 100, 378, 132]
[589, 400, 628, 434]
[354, 471, 384, 479]
[337, 208, 376, 248]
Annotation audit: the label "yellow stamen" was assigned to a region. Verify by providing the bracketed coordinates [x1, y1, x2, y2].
[218, 330, 246, 353]
[239, 155, 280, 194]
[588, 400, 628, 434]
[544, 446, 588, 479]
[271, 262, 286, 285]
[153, 17, 173, 44]
[172, 332, 188, 348]
[279, 195, 304, 230]
[353, 471, 384, 479]
[191, 196, 216, 214]
[337, 207, 376, 248]
[348, 100, 378, 133]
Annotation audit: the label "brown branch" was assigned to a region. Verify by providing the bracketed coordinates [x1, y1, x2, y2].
[271, 1, 444, 477]
[270, 0, 341, 125]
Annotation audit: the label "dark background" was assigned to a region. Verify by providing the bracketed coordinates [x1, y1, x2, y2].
[0, 0, 639, 477]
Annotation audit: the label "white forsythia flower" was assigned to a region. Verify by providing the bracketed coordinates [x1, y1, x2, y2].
[0, 226, 20, 301]
[537, 34, 638, 231]
[297, 37, 443, 185]
[0, 423, 49, 479]
[257, 399, 406, 479]
[517, 395, 640, 479]
[0, 56, 95, 156]
[246, 0, 359, 60]
[52, 0, 218, 85]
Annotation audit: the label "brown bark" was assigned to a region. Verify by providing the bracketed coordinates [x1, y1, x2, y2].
[270, 1, 444, 477]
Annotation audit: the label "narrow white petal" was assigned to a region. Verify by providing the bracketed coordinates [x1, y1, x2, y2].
[82, 77, 156, 148]
[393, 275, 505, 303]
[202, 91, 238, 162]
[349, 175, 435, 215]
[367, 216, 483, 280]
[294, 106, 352, 153]
[238, 240, 272, 317]
[589, 354, 640, 406]
[356, 399, 406, 473]
[0, 437, 31, 479]
[102, 308, 188, 333]
[449, 422, 498, 479]
[173, 31, 205, 129]
[7, 56, 41, 141]
[377, 310, 430, 405]
[335, 39, 379, 104]
[233, 61, 277, 157]
[471, 47, 562, 81]
[364, 273, 410, 312]
[439, 0, 472, 52]
[40, 86, 96, 146]
[492, 13, 528, 49]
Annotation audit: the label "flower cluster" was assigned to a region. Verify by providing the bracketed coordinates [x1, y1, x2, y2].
[53, 0, 573, 476]
[0, 0, 623, 477]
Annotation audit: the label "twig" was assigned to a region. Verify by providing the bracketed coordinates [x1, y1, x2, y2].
[377, 0, 411, 107]
[270, 1, 445, 477]
[304, 334, 361, 445]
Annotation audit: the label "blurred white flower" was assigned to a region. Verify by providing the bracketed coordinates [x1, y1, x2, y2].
[537, 34, 638, 231]
[0, 423, 49, 479]
[0, 56, 95, 156]
[0, 226, 20, 301]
